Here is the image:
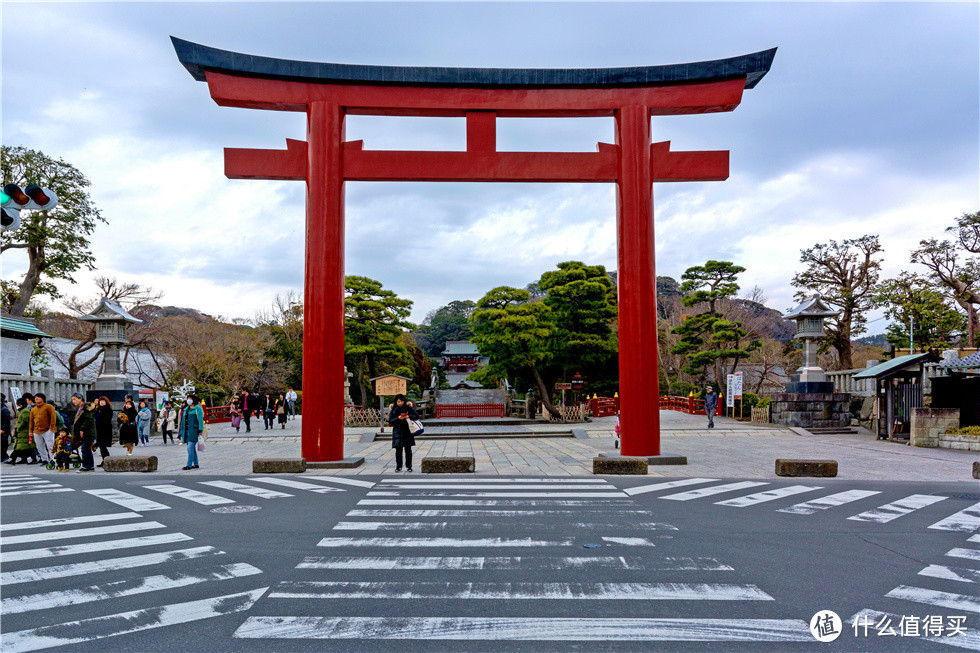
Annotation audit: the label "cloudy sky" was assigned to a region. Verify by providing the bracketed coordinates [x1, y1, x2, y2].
[2, 1, 977, 327]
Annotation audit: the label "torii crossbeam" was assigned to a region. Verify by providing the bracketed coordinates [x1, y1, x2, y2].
[173, 37, 775, 462]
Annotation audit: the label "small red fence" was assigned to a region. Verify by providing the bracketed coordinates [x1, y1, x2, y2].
[204, 405, 232, 424]
[435, 403, 506, 418]
[588, 395, 713, 417]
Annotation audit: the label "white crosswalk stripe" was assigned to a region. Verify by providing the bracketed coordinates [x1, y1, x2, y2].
[358, 498, 633, 506]
[85, 488, 171, 511]
[0, 486, 74, 497]
[918, 564, 980, 584]
[3, 533, 194, 563]
[144, 484, 237, 506]
[234, 616, 813, 642]
[380, 478, 609, 483]
[332, 520, 676, 532]
[199, 480, 293, 499]
[0, 520, 166, 546]
[884, 585, 980, 614]
[2, 546, 226, 585]
[295, 555, 734, 571]
[248, 477, 346, 493]
[0, 512, 141, 533]
[715, 485, 821, 508]
[2, 562, 262, 614]
[367, 491, 629, 498]
[660, 481, 768, 502]
[5, 588, 267, 652]
[305, 476, 375, 488]
[928, 501, 980, 532]
[946, 547, 980, 563]
[623, 478, 719, 496]
[268, 581, 773, 601]
[776, 489, 881, 515]
[847, 494, 947, 523]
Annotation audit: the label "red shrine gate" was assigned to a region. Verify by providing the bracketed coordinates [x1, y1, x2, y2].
[173, 37, 775, 462]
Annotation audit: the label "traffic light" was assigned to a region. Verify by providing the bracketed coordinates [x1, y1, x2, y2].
[1, 183, 58, 232]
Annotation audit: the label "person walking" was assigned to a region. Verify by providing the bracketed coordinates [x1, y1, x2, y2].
[179, 395, 205, 470]
[6, 397, 36, 465]
[229, 400, 242, 434]
[239, 390, 253, 433]
[387, 394, 419, 473]
[70, 392, 97, 472]
[704, 386, 719, 429]
[275, 393, 288, 429]
[263, 393, 275, 430]
[117, 397, 139, 455]
[28, 393, 58, 467]
[158, 401, 177, 444]
[1, 393, 11, 462]
[286, 387, 298, 420]
[94, 397, 114, 466]
[136, 399, 152, 447]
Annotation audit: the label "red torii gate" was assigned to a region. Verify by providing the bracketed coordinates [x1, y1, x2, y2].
[173, 38, 775, 463]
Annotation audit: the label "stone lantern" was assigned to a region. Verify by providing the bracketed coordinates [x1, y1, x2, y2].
[80, 298, 143, 402]
[782, 294, 837, 391]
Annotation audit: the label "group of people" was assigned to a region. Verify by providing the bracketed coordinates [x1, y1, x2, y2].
[229, 388, 297, 433]
[0, 391, 207, 472]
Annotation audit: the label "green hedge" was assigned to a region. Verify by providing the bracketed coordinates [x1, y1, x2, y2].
[945, 425, 980, 436]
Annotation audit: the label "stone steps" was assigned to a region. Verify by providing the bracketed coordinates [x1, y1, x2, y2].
[372, 430, 574, 440]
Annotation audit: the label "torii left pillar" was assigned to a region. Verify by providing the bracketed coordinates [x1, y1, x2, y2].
[304, 101, 347, 462]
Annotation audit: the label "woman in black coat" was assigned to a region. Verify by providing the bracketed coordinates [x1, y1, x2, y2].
[117, 398, 139, 455]
[94, 397, 114, 466]
[387, 394, 419, 473]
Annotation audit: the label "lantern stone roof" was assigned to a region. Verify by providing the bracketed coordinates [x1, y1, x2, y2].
[78, 298, 143, 324]
[172, 37, 777, 90]
[783, 295, 838, 320]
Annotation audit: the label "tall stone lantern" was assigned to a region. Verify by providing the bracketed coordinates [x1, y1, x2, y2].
[782, 294, 838, 392]
[772, 294, 851, 430]
[80, 298, 143, 403]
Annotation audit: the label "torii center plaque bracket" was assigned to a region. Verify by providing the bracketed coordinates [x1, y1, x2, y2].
[172, 37, 776, 462]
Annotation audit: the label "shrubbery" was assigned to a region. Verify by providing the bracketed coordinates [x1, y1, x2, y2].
[945, 425, 980, 436]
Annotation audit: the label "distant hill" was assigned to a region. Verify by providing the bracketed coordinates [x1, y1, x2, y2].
[138, 305, 214, 323]
[855, 333, 888, 347]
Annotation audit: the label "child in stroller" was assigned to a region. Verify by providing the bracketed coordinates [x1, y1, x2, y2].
[50, 427, 80, 471]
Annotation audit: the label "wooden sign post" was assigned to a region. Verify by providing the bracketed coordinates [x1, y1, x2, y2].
[371, 374, 412, 431]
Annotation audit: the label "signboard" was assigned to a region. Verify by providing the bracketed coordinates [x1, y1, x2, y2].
[8, 387, 22, 403]
[155, 391, 170, 412]
[726, 373, 743, 408]
[555, 382, 573, 390]
[374, 375, 408, 397]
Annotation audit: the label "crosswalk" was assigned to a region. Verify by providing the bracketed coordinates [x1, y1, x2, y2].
[232, 477, 816, 645]
[847, 527, 980, 650]
[78, 475, 357, 511]
[621, 478, 980, 531]
[0, 473, 74, 497]
[0, 509, 266, 651]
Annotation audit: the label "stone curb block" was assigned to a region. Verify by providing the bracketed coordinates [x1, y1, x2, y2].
[103, 456, 158, 472]
[775, 458, 838, 477]
[421, 457, 475, 473]
[307, 457, 365, 469]
[593, 457, 648, 475]
[973, 461, 979, 480]
[252, 458, 307, 473]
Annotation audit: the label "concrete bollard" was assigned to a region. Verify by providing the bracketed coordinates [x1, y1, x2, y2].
[420, 457, 475, 473]
[593, 456, 648, 475]
[775, 459, 838, 477]
[103, 456, 158, 472]
[973, 461, 979, 480]
[252, 458, 307, 473]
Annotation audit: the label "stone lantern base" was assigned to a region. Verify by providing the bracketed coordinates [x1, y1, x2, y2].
[771, 391, 851, 429]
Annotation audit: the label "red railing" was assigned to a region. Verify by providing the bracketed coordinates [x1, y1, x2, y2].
[204, 405, 232, 424]
[589, 397, 620, 417]
[588, 395, 716, 417]
[434, 403, 506, 418]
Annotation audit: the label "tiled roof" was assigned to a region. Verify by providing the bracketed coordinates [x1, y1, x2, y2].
[0, 315, 52, 339]
[942, 351, 980, 368]
[443, 341, 479, 355]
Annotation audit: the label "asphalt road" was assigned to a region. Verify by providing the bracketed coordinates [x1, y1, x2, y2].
[1, 471, 978, 652]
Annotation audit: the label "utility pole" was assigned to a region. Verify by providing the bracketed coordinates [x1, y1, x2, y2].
[909, 315, 914, 353]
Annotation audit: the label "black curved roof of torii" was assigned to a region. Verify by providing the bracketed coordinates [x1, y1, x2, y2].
[172, 37, 776, 90]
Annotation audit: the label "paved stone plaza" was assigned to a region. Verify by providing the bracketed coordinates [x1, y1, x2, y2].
[23, 410, 974, 481]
